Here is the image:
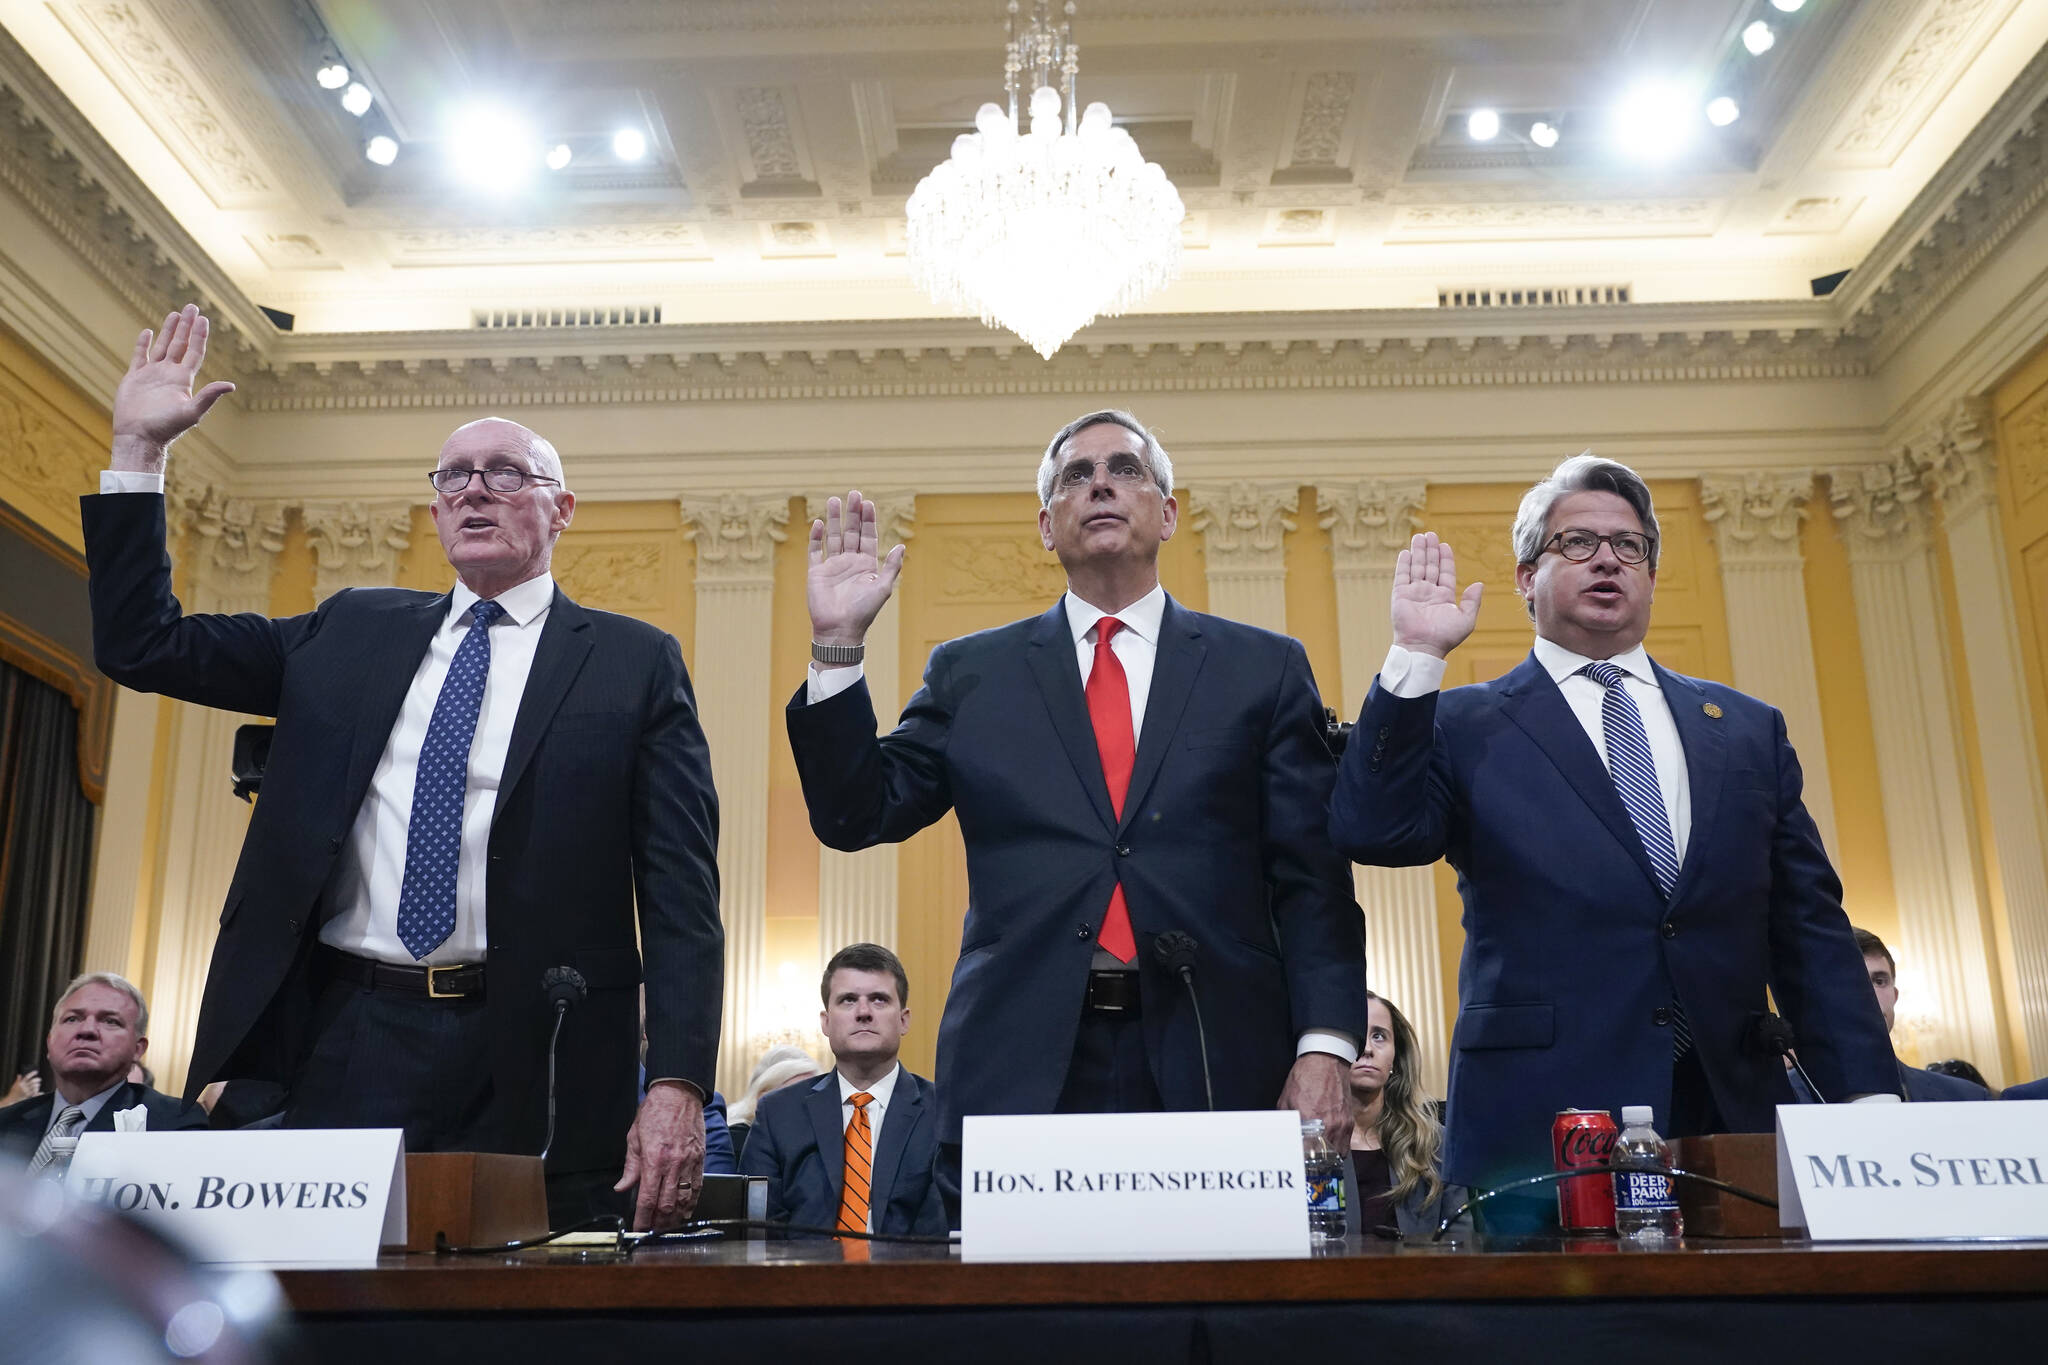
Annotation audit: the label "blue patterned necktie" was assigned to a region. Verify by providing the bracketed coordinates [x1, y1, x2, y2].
[396, 599, 504, 960]
[1580, 660, 1691, 1054]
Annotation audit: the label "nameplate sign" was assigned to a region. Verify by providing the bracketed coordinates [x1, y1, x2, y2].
[961, 1110, 1308, 1261]
[1777, 1102, 2048, 1240]
[68, 1129, 406, 1264]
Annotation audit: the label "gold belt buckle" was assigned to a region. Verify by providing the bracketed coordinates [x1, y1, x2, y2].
[425, 963, 466, 999]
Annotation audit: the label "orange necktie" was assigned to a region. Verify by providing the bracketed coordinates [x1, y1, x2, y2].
[836, 1092, 874, 1235]
[1086, 618, 1138, 962]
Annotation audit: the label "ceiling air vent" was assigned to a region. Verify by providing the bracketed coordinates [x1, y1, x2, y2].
[1437, 285, 1630, 308]
[472, 304, 663, 329]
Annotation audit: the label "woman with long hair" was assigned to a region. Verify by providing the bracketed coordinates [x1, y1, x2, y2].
[1346, 991, 1462, 1238]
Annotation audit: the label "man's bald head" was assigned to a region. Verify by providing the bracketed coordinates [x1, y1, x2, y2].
[447, 417, 566, 488]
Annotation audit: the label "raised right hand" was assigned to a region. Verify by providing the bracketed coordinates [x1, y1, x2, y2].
[111, 304, 236, 471]
[807, 490, 905, 648]
[1391, 531, 1483, 659]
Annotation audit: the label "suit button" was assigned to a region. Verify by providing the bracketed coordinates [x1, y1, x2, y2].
[286, 918, 301, 934]
[328, 836, 342, 853]
[1115, 844, 1131, 857]
[1652, 1007, 1671, 1027]
[1378, 726, 1390, 740]
[1077, 923, 1093, 941]
[1661, 920, 1677, 939]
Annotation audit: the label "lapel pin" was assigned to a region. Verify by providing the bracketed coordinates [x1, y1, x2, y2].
[1702, 702, 1723, 720]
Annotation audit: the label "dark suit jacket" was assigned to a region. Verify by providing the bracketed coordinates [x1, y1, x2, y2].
[786, 596, 1369, 1140]
[0, 1082, 209, 1160]
[738, 1066, 946, 1236]
[81, 493, 722, 1175]
[1330, 651, 1897, 1191]
[1787, 1058, 1990, 1104]
[2003, 1077, 2048, 1101]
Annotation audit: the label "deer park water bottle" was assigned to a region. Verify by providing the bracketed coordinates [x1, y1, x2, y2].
[1610, 1105, 1683, 1243]
[1301, 1118, 1346, 1241]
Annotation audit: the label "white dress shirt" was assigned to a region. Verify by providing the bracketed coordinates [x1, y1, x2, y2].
[1378, 636, 1691, 860]
[320, 572, 555, 964]
[838, 1063, 902, 1232]
[807, 585, 1355, 1062]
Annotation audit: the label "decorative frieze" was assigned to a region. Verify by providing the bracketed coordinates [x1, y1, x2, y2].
[302, 500, 413, 601]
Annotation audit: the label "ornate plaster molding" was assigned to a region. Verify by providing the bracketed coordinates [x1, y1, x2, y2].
[1699, 470, 1816, 565]
[1317, 479, 1427, 568]
[680, 492, 791, 582]
[165, 462, 286, 607]
[302, 500, 414, 597]
[1191, 481, 1299, 574]
[1907, 395, 1998, 520]
[1827, 455, 1934, 556]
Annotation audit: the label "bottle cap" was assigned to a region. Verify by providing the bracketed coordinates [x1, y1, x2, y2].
[1621, 1105, 1654, 1126]
[1300, 1118, 1325, 1134]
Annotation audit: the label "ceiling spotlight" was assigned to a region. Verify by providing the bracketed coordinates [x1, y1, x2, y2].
[364, 135, 398, 166]
[1743, 20, 1776, 55]
[612, 127, 648, 162]
[1467, 108, 1500, 142]
[341, 82, 373, 116]
[546, 143, 573, 171]
[1706, 97, 1741, 127]
[1770, 0, 1806, 11]
[1612, 81, 1697, 162]
[446, 103, 540, 191]
[315, 59, 350, 91]
[1530, 120, 1560, 149]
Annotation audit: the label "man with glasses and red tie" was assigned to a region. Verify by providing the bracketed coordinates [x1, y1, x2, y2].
[1328, 453, 1898, 1229]
[80, 305, 722, 1231]
[787, 410, 1368, 1218]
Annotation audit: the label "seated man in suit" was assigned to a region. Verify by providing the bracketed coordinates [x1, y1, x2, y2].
[1329, 453, 1898, 1224]
[1789, 929, 1991, 1103]
[740, 944, 945, 1237]
[0, 974, 207, 1175]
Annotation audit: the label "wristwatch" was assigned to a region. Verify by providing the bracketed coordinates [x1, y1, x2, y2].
[811, 640, 865, 665]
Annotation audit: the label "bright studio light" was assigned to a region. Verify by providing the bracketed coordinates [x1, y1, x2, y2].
[364, 135, 398, 166]
[1529, 120, 1560, 149]
[1743, 20, 1777, 55]
[446, 103, 540, 190]
[1770, 0, 1807, 12]
[315, 60, 350, 90]
[612, 127, 647, 162]
[1706, 96, 1741, 127]
[1467, 108, 1500, 142]
[546, 143, 573, 171]
[341, 82, 373, 116]
[1612, 82, 1696, 161]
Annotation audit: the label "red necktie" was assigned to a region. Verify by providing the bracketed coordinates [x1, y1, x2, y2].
[1086, 618, 1138, 963]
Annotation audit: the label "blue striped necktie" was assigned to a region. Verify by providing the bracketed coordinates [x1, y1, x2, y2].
[1580, 661, 1692, 1056]
[396, 598, 504, 960]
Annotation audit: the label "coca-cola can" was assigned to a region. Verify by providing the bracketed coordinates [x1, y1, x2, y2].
[1552, 1109, 1618, 1234]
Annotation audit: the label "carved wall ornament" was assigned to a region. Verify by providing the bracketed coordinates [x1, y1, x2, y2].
[735, 87, 806, 182]
[1192, 482, 1299, 571]
[680, 493, 790, 581]
[1699, 471, 1815, 564]
[1833, 0, 2000, 160]
[301, 501, 414, 592]
[1908, 395, 1998, 520]
[388, 224, 711, 262]
[552, 541, 669, 613]
[1288, 72, 1355, 167]
[1317, 479, 1427, 568]
[2005, 385, 2048, 506]
[1827, 456, 1932, 556]
[937, 537, 1068, 604]
[0, 376, 102, 534]
[1393, 200, 1716, 236]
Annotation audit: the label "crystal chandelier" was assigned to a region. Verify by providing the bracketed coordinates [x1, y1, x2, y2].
[905, 0, 1184, 359]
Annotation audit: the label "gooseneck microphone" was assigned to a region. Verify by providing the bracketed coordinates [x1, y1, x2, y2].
[539, 966, 588, 1161]
[1153, 931, 1214, 1111]
[1749, 1010, 1829, 1103]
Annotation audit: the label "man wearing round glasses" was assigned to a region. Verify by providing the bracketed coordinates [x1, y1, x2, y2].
[79, 306, 723, 1233]
[1328, 453, 1897, 1228]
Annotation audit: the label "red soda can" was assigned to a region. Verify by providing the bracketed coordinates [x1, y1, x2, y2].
[1553, 1109, 1618, 1234]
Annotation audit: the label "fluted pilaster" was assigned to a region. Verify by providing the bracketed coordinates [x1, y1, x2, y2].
[681, 492, 789, 1094]
[1191, 482, 1297, 631]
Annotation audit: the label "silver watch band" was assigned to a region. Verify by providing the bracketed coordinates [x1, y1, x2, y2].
[811, 640, 866, 665]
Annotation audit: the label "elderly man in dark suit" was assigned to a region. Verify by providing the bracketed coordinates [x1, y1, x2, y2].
[0, 974, 206, 1173]
[80, 306, 722, 1229]
[1329, 453, 1898, 1220]
[787, 410, 1369, 1204]
[740, 944, 945, 1237]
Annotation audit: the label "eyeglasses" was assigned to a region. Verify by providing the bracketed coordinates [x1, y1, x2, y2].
[1543, 529, 1655, 565]
[428, 466, 561, 495]
[1055, 454, 1155, 491]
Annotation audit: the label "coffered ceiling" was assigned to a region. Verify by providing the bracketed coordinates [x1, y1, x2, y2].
[0, 0, 2041, 337]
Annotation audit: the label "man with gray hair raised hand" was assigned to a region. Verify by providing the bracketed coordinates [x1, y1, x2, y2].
[1328, 454, 1897, 1225]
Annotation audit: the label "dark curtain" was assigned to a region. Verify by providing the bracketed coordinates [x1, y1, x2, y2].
[0, 660, 96, 1087]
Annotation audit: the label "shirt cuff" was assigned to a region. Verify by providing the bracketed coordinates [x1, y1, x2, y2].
[101, 469, 166, 495]
[805, 661, 865, 705]
[646, 1077, 706, 1103]
[1378, 645, 1447, 699]
[1845, 1092, 1903, 1104]
[1296, 1029, 1360, 1064]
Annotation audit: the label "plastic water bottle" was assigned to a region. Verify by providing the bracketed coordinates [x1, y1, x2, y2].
[1301, 1118, 1346, 1241]
[1610, 1105, 1683, 1243]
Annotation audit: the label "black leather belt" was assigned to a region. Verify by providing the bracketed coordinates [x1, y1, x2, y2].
[320, 947, 485, 1000]
[1084, 970, 1141, 1014]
